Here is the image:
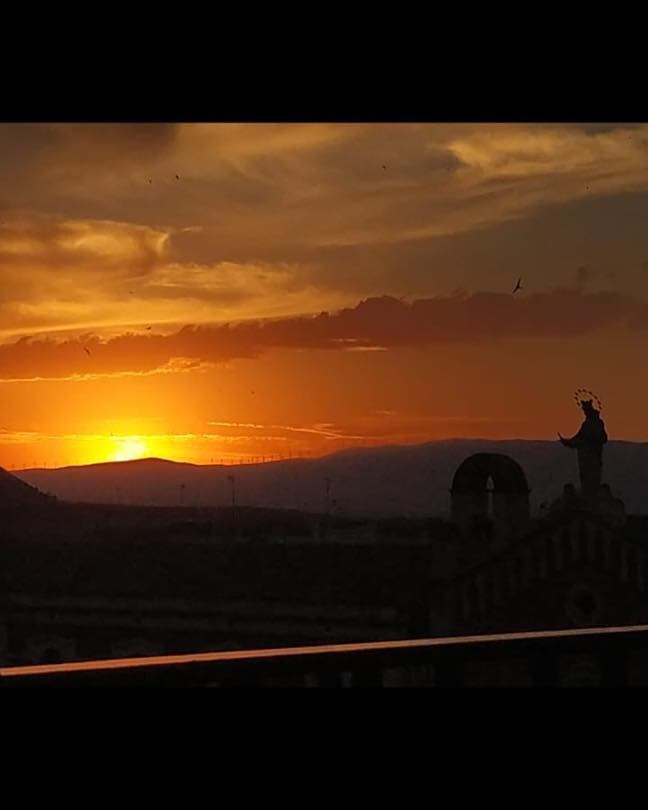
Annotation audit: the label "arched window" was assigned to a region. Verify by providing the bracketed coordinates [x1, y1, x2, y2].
[451, 453, 531, 543]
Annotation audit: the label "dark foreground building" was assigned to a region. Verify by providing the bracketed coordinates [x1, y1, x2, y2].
[442, 398, 644, 637]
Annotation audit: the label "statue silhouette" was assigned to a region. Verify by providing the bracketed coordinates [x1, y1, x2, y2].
[559, 400, 608, 499]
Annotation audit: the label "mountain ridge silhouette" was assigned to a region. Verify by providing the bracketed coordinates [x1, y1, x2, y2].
[14, 438, 648, 518]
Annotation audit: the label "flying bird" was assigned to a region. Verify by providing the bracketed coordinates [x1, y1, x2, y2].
[146, 326, 152, 330]
[512, 277, 523, 294]
[175, 174, 180, 180]
[382, 164, 387, 170]
[83, 347, 91, 356]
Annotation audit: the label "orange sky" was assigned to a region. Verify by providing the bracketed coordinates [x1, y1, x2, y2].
[2, 123, 648, 469]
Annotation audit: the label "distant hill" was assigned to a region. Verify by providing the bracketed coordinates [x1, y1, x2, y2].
[15, 439, 648, 518]
[0, 467, 54, 509]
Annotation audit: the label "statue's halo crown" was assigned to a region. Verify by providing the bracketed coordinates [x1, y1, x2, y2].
[573, 388, 603, 412]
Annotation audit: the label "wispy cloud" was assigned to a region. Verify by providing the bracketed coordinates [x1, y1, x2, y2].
[4, 123, 648, 268]
[0, 213, 348, 335]
[207, 421, 382, 442]
[0, 288, 647, 381]
[2, 124, 648, 345]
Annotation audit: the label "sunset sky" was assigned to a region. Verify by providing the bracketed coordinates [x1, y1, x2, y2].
[2, 122, 648, 469]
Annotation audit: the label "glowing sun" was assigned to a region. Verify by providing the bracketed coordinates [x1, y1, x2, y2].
[110, 436, 149, 462]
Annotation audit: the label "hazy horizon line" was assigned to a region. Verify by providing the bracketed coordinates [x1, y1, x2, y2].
[11, 435, 648, 474]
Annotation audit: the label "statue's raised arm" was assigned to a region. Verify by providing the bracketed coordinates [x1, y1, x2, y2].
[558, 432, 577, 448]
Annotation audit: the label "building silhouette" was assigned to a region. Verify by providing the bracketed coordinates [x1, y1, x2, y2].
[442, 399, 638, 637]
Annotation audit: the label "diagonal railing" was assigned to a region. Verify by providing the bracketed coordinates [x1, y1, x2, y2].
[3, 623, 648, 687]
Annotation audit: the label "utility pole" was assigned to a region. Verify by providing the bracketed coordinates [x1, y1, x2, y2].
[227, 474, 236, 508]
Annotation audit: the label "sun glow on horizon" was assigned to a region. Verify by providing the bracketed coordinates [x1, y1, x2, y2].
[109, 436, 150, 462]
